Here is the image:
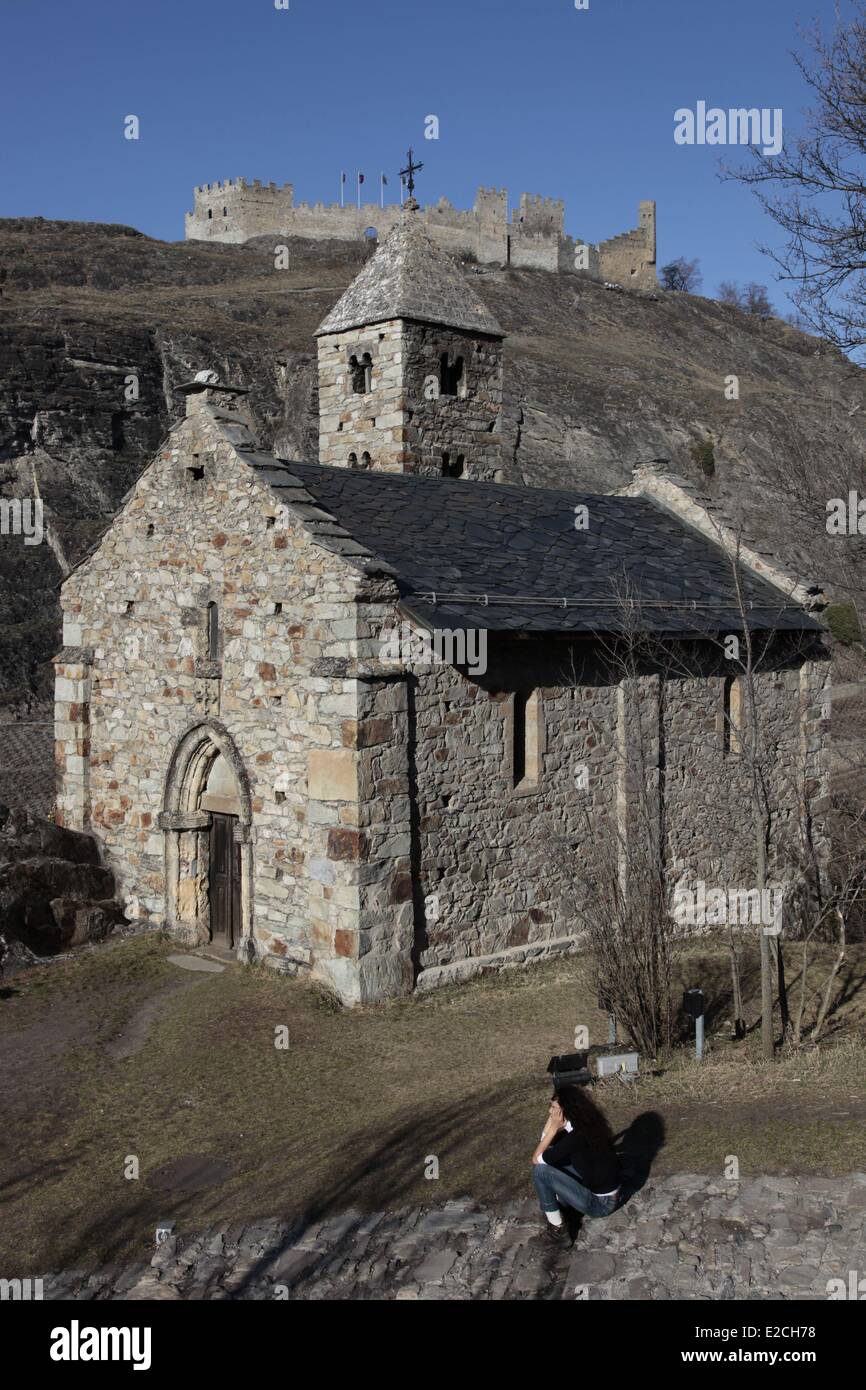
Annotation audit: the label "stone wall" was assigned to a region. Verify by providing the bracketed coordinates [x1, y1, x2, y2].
[661, 659, 832, 888]
[389, 637, 830, 988]
[318, 320, 405, 473]
[318, 320, 503, 479]
[185, 181, 657, 288]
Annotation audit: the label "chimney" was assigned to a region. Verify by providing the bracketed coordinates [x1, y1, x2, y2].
[177, 369, 251, 419]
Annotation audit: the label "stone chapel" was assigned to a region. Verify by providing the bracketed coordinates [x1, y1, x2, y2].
[54, 198, 831, 1004]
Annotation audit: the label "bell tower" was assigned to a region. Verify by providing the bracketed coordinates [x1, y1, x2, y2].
[315, 191, 505, 480]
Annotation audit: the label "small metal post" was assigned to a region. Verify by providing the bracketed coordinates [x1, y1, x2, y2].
[695, 1011, 704, 1061]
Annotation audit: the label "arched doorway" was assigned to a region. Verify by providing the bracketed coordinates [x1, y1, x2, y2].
[159, 720, 254, 956]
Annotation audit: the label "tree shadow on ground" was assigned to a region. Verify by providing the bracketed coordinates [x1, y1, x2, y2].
[229, 1089, 666, 1299]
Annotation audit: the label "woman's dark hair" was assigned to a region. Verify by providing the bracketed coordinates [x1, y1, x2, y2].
[554, 1084, 615, 1147]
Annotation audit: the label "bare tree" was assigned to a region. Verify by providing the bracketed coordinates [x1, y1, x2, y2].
[660, 257, 703, 293]
[717, 280, 742, 308]
[725, 3, 866, 355]
[716, 280, 774, 316]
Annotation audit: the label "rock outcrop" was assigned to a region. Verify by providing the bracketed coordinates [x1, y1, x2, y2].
[0, 804, 124, 959]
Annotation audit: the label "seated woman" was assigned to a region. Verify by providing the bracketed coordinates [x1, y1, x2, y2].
[531, 1084, 622, 1243]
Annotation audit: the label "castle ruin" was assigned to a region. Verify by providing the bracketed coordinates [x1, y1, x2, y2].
[185, 180, 657, 288]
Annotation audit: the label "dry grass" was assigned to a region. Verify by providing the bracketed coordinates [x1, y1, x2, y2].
[0, 932, 864, 1275]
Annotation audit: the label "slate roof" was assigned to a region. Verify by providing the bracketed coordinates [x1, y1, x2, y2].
[315, 205, 505, 339]
[240, 454, 822, 637]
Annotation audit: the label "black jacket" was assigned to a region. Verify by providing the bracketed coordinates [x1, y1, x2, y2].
[542, 1127, 622, 1194]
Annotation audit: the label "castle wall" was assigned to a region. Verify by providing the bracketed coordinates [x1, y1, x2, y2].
[186, 181, 657, 286]
[597, 201, 657, 286]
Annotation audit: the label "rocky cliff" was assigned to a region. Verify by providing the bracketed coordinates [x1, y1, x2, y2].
[1, 215, 864, 712]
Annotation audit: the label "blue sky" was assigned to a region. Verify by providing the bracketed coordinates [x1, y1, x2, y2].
[0, 0, 851, 311]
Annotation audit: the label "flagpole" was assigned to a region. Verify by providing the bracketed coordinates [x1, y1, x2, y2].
[380, 173, 384, 210]
[357, 172, 361, 210]
[340, 172, 344, 209]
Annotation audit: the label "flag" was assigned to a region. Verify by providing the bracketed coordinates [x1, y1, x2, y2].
[341, 171, 346, 183]
[381, 173, 388, 185]
[358, 172, 365, 184]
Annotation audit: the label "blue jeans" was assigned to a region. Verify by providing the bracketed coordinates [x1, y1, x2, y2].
[532, 1162, 620, 1219]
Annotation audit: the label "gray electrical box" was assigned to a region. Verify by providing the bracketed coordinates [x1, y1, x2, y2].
[594, 1048, 639, 1079]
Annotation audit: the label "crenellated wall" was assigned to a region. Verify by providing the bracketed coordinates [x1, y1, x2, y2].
[185, 181, 657, 287]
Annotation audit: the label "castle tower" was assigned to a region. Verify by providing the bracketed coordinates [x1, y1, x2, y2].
[315, 200, 505, 479]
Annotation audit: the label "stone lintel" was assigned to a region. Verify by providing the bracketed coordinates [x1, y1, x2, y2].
[53, 646, 94, 666]
[158, 810, 211, 831]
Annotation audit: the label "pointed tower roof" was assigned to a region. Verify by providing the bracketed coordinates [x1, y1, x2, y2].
[315, 201, 505, 338]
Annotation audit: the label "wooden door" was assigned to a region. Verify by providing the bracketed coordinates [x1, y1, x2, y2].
[209, 812, 239, 948]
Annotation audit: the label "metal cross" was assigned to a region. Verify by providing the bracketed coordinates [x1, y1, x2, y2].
[399, 148, 424, 198]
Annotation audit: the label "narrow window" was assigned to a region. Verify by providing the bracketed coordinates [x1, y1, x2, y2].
[442, 452, 465, 479]
[207, 602, 219, 660]
[207, 208, 213, 219]
[110, 411, 124, 451]
[723, 675, 743, 755]
[348, 452, 358, 467]
[349, 353, 372, 394]
[512, 690, 541, 788]
[439, 352, 465, 397]
[222, 206, 228, 217]
[513, 690, 527, 784]
[360, 451, 371, 469]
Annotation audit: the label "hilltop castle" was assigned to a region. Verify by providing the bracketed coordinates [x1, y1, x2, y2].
[185, 179, 658, 288]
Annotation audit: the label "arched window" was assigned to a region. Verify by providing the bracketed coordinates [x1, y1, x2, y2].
[360, 452, 371, 469]
[207, 602, 219, 660]
[207, 208, 213, 219]
[349, 352, 372, 394]
[439, 352, 465, 397]
[442, 452, 465, 478]
[348, 452, 358, 467]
